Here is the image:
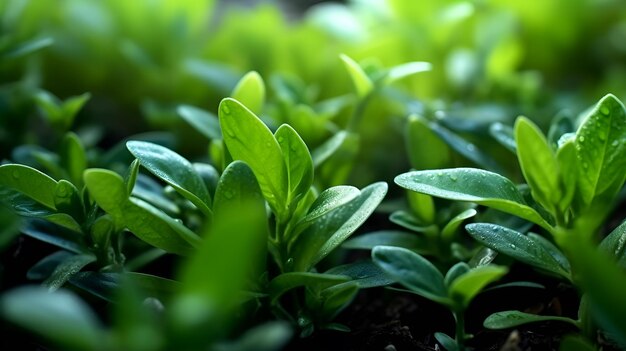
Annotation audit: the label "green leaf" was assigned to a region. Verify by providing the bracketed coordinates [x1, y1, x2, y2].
[484, 310, 580, 329]
[84, 169, 129, 221]
[390, 210, 436, 233]
[291, 182, 387, 271]
[28, 251, 75, 280]
[231, 71, 266, 115]
[44, 254, 97, 291]
[448, 265, 508, 309]
[61, 132, 88, 187]
[2, 37, 53, 58]
[441, 208, 477, 242]
[126, 141, 212, 215]
[193, 163, 220, 199]
[22, 221, 87, 254]
[395, 168, 552, 230]
[385, 61, 431, 84]
[372, 246, 450, 305]
[178, 105, 222, 140]
[219, 98, 288, 215]
[528, 233, 570, 273]
[405, 115, 451, 170]
[342, 230, 429, 253]
[301, 186, 360, 223]
[600, 220, 626, 267]
[339, 54, 373, 98]
[555, 139, 577, 213]
[275, 124, 314, 201]
[312, 131, 349, 167]
[444, 262, 470, 288]
[213, 161, 265, 213]
[575, 94, 626, 205]
[489, 122, 516, 153]
[1, 188, 82, 232]
[0, 287, 103, 351]
[515, 117, 560, 213]
[314, 282, 359, 321]
[434, 332, 459, 351]
[325, 261, 395, 288]
[61, 93, 91, 129]
[268, 272, 350, 305]
[212, 322, 292, 351]
[53, 180, 84, 222]
[466, 223, 571, 280]
[0, 164, 58, 210]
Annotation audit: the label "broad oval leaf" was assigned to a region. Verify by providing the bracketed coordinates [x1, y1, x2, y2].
[576, 94, 626, 205]
[213, 161, 265, 214]
[372, 246, 450, 305]
[231, 71, 265, 115]
[84, 169, 128, 221]
[484, 310, 580, 329]
[515, 117, 560, 214]
[291, 182, 387, 271]
[275, 124, 313, 201]
[339, 54, 373, 98]
[444, 262, 470, 288]
[219, 98, 288, 215]
[178, 105, 221, 140]
[395, 168, 552, 230]
[448, 265, 508, 309]
[466, 223, 571, 280]
[126, 141, 212, 215]
[0, 287, 103, 350]
[0, 164, 58, 210]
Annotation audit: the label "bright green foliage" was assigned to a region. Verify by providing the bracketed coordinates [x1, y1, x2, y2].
[231, 71, 266, 115]
[340, 54, 374, 98]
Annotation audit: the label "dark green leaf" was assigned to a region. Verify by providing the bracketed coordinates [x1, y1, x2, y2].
[291, 182, 387, 271]
[326, 261, 395, 288]
[484, 310, 580, 329]
[466, 223, 571, 280]
[372, 246, 450, 305]
[396, 169, 552, 230]
[22, 221, 87, 254]
[127, 141, 212, 215]
[444, 262, 470, 288]
[212, 322, 292, 351]
[2, 37, 53, 58]
[342, 230, 428, 252]
[600, 220, 626, 267]
[268, 272, 350, 305]
[434, 332, 459, 351]
[28, 251, 75, 280]
[559, 335, 597, 351]
[44, 254, 97, 291]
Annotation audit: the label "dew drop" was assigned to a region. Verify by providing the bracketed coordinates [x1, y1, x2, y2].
[449, 175, 458, 182]
[466, 144, 476, 152]
[226, 130, 236, 138]
[222, 105, 231, 115]
[224, 190, 234, 199]
[11, 170, 19, 179]
[612, 140, 620, 147]
[509, 244, 516, 250]
[277, 136, 285, 143]
[579, 136, 585, 142]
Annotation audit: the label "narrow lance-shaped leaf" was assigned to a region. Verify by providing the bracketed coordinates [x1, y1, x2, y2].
[466, 223, 571, 280]
[275, 124, 313, 202]
[60, 132, 87, 187]
[575, 94, 626, 205]
[395, 168, 553, 231]
[219, 98, 288, 215]
[515, 117, 560, 213]
[268, 272, 350, 305]
[291, 182, 387, 271]
[448, 265, 508, 309]
[484, 310, 580, 330]
[126, 141, 212, 215]
[340, 54, 373, 98]
[372, 246, 451, 305]
[44, 254, 97, 291]
[178, 105, 222, 140]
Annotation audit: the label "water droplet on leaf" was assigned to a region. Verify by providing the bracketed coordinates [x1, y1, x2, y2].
[600, 106, 610, 115]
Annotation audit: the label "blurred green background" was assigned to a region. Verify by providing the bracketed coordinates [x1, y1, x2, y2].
[2, 0, 626, 186]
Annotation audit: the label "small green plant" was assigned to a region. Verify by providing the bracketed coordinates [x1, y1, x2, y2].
[393, 94, 626, 348]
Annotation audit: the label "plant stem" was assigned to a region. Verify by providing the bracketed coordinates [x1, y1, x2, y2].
[454, 311, 466, 351]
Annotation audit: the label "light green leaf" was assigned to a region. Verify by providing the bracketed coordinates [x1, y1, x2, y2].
[515, 117, 559, 213]
[441, 208, 477, 242]
[372, 246, 450, 305]
[555, 139, 577, 213]
[275, 124, 313, 201]
[178, 105, 222, 140]
[466, 224, 571, 280]
[385, 61, 431, 84]
[340, 54, 373, 98]
[291, 182, 387, 271]
[484, 310, 580, 329]
[61, 132, 87, 187]
[231, 71, 265, 115]
[448, 265, 508, 309]
[126, 141, 212, 215]
[0, 164, 58, 210]
[444, 262, 470, 288]
[213, 161, 265, 213]
[301, 186, 360, 223]
[44, 254, 97, 291]
[84, 169, 128, 221]
[268, 272, 350, 305]
[395, 168, 552, 230]
[575, 94, 626, 205]
[219, 98, 288, 215]
[0, 287, 104, 350]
